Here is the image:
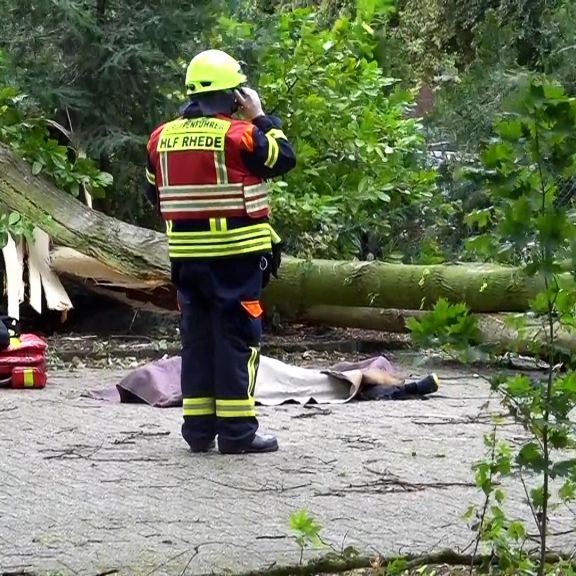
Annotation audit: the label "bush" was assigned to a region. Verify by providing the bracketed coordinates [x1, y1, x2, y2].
[210, 8, 437, 260]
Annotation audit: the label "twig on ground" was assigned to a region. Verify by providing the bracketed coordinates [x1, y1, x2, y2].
[205, 477, 311, 493]
[315, 476, 477, 497]
[179, 546, 200, 576]
[143, 549, 192, 576]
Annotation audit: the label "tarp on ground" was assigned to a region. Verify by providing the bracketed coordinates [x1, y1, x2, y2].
[87, 354, 412, 407]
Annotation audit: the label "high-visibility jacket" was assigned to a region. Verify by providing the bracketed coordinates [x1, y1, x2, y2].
[145, 109, 296, 260]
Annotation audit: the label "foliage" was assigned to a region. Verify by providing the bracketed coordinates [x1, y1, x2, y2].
[406, 298, 481, 361]
[463, 78, 576, 266]
[0, 211, 35, 249]
[407, 78, 576, 575]
[0, 0, 212, 228]
[210, 7, 437, 260]
[288, 510, 326, 563]
[0, 54, 115, 248]
[1, 0, 575, 265]
[0, 63, 113, 199]
[406, 1, 576, 262]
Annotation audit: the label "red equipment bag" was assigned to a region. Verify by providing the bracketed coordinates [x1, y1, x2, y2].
[0, 333, 48, 388]
[0, 334, 47, 377]
[10, 365, 47, 389]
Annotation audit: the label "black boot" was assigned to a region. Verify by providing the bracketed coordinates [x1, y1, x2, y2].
[218, 433, 279, 454]
[189, 439, 216, 453]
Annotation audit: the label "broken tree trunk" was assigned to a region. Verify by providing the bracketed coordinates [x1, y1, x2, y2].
[0, 142, 573, 320]
[0, 144, 170, 284]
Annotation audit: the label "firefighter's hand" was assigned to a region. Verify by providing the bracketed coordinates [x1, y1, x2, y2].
[235, 87, 264, 121]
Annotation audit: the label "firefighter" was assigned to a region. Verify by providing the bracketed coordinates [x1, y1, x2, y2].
[145, 49, 296, 454]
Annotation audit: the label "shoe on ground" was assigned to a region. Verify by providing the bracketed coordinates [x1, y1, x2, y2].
[416, 373, 440, 395]
[404, 373, 440, 397]
[218, 433, 279, 454]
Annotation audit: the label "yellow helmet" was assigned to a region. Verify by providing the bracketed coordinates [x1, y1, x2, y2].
[185, 49, 247, 96]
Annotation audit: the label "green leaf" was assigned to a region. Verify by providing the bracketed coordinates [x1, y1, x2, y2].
[31, 161, 42, 176]
[96, 171, 114, 187]
[464, 234, 495, 257]
[288, 509, 323, 548]
[559, 480, 575, 502]
[463, 208, 492, 229]
[8, 212, 21, 226]
[480, 142, 514, 168]
[507, 520, 526, 541]
[504, 375, 534, 397]
[551, 459, 576, 479]
[517, 442, 546, 472]
[495, 119, 523, 141]
[530, 486, 546, 509]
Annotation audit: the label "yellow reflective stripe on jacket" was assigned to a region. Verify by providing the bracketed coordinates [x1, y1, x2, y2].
[183, 397, 215, 416]
[146, 168, 156, 185]
[167, 222, 278, 259]
[264, 134, 280, 168]
[215, 398, 256, 418]
[169, 239, 272, 258]
[267, 128, 287, 140]
[169, 223, 272, 243]
[214, 150, 228, 184]
[270, 226, 282, 244]
[209, 218, 228, 233]
[23, 369, 34, 388]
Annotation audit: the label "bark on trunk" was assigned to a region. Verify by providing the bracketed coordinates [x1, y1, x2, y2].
[0, 143, 572, 331]
[300, 305, 576, 357]
[0, 145, 170, 282]
[262, 258, 571, 315]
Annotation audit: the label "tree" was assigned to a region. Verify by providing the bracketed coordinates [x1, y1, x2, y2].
[209, 7, 437, 260]
[0, 0, 212, 226]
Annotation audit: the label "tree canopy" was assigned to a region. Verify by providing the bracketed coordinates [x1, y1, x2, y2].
[1, 0, 576, 263]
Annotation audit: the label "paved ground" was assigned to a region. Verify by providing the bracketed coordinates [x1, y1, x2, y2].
[0, 354, 574, 576]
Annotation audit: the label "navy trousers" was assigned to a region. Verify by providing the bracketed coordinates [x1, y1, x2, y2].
[173, 254, 264, 450]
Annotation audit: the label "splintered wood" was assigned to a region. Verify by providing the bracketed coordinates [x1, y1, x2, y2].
[2, 228, 73, 320]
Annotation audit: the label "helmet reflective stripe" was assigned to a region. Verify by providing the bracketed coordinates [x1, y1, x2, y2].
[185, 49, 247, 96]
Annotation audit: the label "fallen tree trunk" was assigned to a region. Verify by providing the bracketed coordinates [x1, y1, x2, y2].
[300, 305, 576, 357]
[0, 145, 170, 283]
[0, 142, 573, 322]
[261, 258, 569, 314]
[49, 246, 566, 316]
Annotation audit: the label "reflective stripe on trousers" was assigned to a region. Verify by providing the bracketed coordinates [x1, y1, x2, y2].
[183, 397, 215, 416]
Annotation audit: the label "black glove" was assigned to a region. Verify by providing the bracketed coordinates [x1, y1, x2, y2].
[261, 241, 283, 288]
